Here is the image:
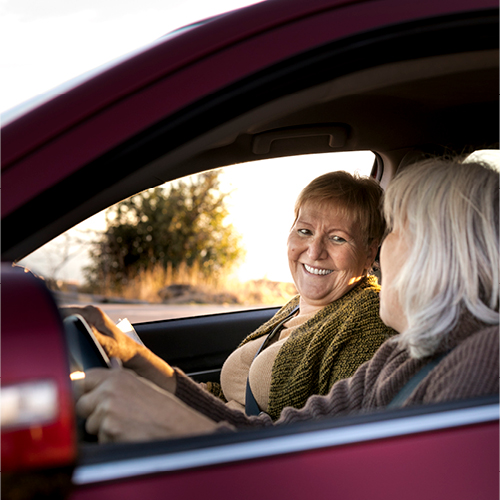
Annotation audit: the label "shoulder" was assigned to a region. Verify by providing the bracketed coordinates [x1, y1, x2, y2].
[353, 275, 382, 300]
[359, 274, 381, 293]
[419, 326, 499, 404]
[308, 278, 395, 338]
[331, 277, 385, 322]
[452, 325, 499, 360]
[336, 276, 382, 312]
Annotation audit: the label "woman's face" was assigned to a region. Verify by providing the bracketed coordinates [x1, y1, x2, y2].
[287, 200, 378, 312]
[379, 226, 409, 333]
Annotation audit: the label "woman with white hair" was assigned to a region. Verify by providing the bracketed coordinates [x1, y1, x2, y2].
[76, 157, 499, 440]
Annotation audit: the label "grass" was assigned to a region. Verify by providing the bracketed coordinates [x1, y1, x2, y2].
[80, 263, 297, 306]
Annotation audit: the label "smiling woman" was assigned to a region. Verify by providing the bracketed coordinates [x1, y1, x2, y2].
[211, 170, 392, 417]
[288, 171, 382, 313]
[289, 204, 376, 309]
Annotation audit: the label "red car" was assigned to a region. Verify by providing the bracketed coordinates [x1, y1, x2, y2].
[2, 0, 498, 498]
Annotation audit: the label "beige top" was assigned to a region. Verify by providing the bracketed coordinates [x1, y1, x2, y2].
[220, 311, 315, 412]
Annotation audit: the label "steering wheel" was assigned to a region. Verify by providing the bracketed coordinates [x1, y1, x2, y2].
[64, 314, 111, 442]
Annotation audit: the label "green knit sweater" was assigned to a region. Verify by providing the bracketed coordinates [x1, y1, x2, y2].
[207, 275, 396, 420]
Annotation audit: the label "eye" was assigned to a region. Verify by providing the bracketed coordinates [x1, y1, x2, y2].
[298, 229, 312, 236]
[330, 235, 346, 243]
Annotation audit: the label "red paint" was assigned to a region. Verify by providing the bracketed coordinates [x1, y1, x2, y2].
[1, 266, 77, 471]
[70, 422, 499, 500]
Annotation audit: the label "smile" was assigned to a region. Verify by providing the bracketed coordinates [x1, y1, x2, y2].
[303, 264, 333, 276]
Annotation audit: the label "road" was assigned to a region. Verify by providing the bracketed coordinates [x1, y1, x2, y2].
[55, 290, 273, 323]
[95, 303, 263, 324]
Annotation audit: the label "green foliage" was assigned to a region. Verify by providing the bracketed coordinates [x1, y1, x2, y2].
[85, 170, 244, 292]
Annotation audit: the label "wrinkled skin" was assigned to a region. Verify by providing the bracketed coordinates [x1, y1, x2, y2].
[76, 366, 216, 442]
[288, 200, 378, 315]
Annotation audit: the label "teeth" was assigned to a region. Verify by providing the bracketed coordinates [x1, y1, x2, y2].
[304, 264, 333, 276]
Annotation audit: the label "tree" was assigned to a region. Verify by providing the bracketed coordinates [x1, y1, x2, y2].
[85, 170, 244, 291]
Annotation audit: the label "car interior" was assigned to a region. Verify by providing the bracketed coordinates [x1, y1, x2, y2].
[4, 7, 499, 480]
[108, 13, 498, 390]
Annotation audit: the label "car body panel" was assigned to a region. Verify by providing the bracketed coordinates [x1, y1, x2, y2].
[71, 410, 498, 500]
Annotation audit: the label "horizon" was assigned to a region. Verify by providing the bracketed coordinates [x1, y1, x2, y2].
[19, 152, 375, 286]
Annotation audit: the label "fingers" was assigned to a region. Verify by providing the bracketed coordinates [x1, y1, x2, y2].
[76, 368, 133, 440]
[75, 368, 113, 419]
[90, 329, 120, 359]
[60, 305, 112, 334]
[81, 367, 114, 391]
[75, 368, 218, 442]
[61, 305, 140, 362]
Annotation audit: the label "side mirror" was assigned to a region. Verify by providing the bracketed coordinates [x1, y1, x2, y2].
[1, 265, 77, 499]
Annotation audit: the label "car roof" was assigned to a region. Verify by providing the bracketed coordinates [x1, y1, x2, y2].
[2, 0, 498, 261]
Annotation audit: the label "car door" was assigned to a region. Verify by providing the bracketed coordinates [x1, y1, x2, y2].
[2, 0, 498, 498]
[136, 308, 279, 383]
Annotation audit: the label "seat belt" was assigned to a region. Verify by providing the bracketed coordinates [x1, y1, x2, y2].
[387, 350, 451, 408]
[245, 305, 299, 416]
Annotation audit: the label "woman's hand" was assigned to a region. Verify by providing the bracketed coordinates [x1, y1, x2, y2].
[61, 305, 141, 362]
[76, 367, 217, 442]
[60, 305, 177, 393]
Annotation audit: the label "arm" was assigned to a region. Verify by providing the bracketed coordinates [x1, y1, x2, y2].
[76, 367, 219, 442]
[76, 333, 395, 442]
[174, 339, 392, 429]
[61, 305, 177, 393]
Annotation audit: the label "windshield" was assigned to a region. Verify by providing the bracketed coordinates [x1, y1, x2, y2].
[0, 14, 225, 126]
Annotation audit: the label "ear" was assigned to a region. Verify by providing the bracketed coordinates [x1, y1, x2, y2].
[364, 239, 379, 271]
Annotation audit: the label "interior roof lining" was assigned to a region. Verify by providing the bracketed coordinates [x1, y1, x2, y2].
[321, 49, 498, 104]
[142, 48, 498, 186]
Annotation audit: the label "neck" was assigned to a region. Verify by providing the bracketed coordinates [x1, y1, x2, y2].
[298, 276, 368, 316]
[298, 297, 326, 317]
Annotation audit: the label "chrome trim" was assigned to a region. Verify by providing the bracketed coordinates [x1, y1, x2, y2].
[185, 369, 220, 377]
[73, 404, 498, 485]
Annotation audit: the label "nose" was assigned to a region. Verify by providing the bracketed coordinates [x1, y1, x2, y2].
[307, 236, 327, 261]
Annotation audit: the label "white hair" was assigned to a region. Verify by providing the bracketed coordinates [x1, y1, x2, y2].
[383, 157, 499, 358]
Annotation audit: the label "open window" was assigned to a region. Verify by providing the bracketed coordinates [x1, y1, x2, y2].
[2, 2, 498, 497]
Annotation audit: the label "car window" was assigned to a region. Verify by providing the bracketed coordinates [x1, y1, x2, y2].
[18, 151, 375, 322]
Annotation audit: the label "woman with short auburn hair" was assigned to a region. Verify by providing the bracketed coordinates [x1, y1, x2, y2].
[294, 170, 386, 248]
